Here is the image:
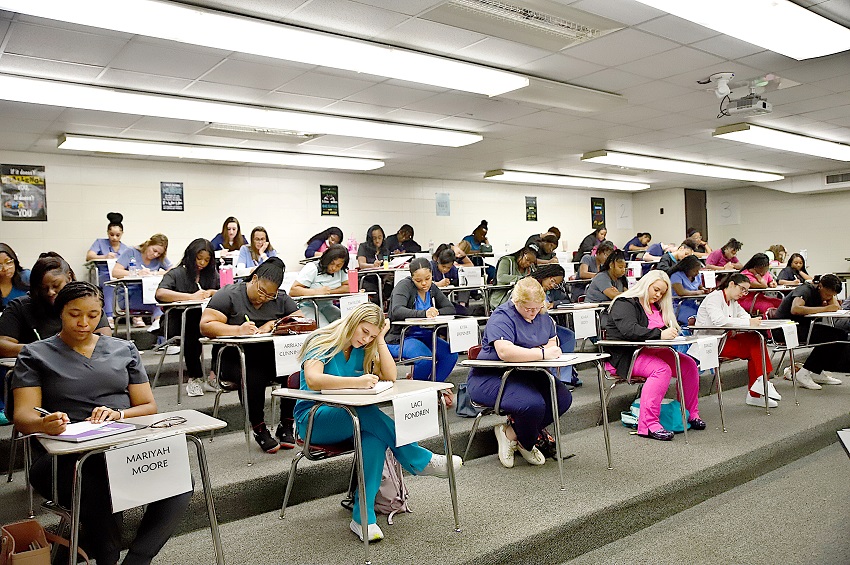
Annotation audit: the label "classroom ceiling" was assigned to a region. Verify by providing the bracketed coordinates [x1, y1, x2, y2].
[1, 0, 850, 190]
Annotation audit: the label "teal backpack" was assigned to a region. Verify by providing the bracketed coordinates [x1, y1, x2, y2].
[621, 398, 691, 433]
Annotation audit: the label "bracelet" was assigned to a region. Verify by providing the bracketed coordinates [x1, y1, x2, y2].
[118, 410, 125, 420]
[539, 345, 545, 360]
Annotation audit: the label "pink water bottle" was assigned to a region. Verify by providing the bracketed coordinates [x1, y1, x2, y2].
[348, 268, 358, 292]
[219, 266, 234, 286]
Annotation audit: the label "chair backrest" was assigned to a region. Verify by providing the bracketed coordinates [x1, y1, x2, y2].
[687, 315, 696, 327]
[287, 371, 300, 389]
[577, 294, 586, 303]
[467, 344, 482, 360]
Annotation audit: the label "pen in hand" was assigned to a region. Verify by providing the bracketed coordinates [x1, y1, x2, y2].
[34, 407, 52, 417]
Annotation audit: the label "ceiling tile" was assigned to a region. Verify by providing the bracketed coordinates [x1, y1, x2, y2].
[618, 46, 724, 80]
[126, 117, 208, 135]
[517, 54, 605, 82]
[570, 68, 653, 92]
[461, 99, 541, 123]
[54, 108, 141, 129]
[182, 81, 277, 105]
[690, 35, 765, 60]
[321, 100, 396, 119]
[200, 59, 306, 90]
[563, 28, 678, 67]
[454, 37, 553, 68]
[373, 17, 486, 54]
[0, 53, 104, 83]
[635, 15, 719, 44]
[108, 39, 227, 80]
[4, 22, 128, 67]
[382, 108, 446, 125]
[347, 83, 436, 107]
[96, 69, 194, 94]
[571, 0, 665, 25]
[278, 72, 377, 99]
[618, 80, 693, 104]
[285, 0, 409, 39]
[185, 0, 308, 21]
[353, 0, 444, 15]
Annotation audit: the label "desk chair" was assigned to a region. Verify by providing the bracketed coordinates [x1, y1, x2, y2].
[279, 373, 355, 519]
[4, 374, 34, 518]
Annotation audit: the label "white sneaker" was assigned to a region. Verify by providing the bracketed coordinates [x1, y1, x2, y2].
[420, 453, 462, 478]
[783, 365, 803, 381]
[349, 520, 384, 542]
[791, 368, 822, 390]
[494, 423, 517, 469]
[516, 444, 546, 466]
[202, 379, 219, 392]
[185, 378, 205, 397]
[164, 345, 181, 356]
[749, 376, 781, 401]
[813, 372, 843, 385]
[746, 394, 778, 408]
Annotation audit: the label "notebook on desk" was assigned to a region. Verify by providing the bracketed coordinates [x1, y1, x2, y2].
[321, 381, 394, 395]
[39, 421, 138, 443]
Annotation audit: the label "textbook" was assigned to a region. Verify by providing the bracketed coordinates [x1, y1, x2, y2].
[40, 421, 138, 443]
[322, 381, 394, 395]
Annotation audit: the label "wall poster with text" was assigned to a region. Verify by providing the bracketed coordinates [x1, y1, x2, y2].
[591, 197, 606, 229]
[321, 185, 339, 216]
[525, 196, 537, 221]
[1, 164, 47, 221]
[160, 181, 184, 211]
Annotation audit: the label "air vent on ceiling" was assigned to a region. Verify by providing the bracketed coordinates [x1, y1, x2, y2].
[825, 171, 850, 186]
[200, 123, 320, 144]
[422, 0, 622, 52]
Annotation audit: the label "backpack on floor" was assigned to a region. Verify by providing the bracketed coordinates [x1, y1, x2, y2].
[374, 449, 412, 524]
[621, 398, 691, 433]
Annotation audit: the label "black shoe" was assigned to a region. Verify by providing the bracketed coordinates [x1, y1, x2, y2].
[253, 423, 280, 454]
[275, 419, 296, 450]
[639, 428, 674, 441]
[688, 418, 707, 430]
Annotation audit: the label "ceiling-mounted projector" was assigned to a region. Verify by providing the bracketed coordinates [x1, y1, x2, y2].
[725, 94, 773, 116]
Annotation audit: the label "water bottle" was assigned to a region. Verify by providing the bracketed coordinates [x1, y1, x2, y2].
[128, 255, 137, 275]
[347, 237, 358, 253]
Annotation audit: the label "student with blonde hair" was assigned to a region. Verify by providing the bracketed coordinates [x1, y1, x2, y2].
[295, 302, 461, 542]
[112, 233, 172, 327]
[603, 270, 706, 441]
[468, 277, 572, 468]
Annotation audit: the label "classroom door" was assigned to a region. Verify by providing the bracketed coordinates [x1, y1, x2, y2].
[684, 189, 707, 241]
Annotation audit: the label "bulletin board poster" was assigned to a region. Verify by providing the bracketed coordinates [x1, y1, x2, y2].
[525, 196, 537, 221]
[591, 197, 605, 229]
[160, 182, 184, 211]
[1, 164, 47, 221]
[321, 185, 339, 216]
[435, 192, 450, 217]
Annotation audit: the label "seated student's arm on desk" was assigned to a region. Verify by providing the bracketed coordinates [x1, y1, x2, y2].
[672, 282, 701, 297]
[746, 273, 769, 289]
[778, 277, 801, 286]
[453, 247, 474, 268]
[357, 255, 380, 269]
[155, 287, 209, 302]
[112, 261, 130, 278]
[578, 262, 597, 280]
[789, 297, 840, 316]
[13, 387, 68, 435]
[434, 287, 456, 316]
[493, 337, 561, 361]
[603, 284, 623, 300]
[536, 257, 558, 265]
[289, 281, 333, 297]
[0, 336, 23, 358]
[200, 307, 258, 336]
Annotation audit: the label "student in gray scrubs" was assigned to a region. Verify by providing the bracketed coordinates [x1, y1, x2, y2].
[12, 282, 190, 565]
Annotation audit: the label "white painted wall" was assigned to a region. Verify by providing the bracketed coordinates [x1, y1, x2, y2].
[631, 187, 687, 247]
[707, 185, 850, 274]
[0, 151, 637, 273]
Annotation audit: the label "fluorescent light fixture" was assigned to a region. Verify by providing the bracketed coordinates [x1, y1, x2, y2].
[581, 150, 784, 182]
[713, 123, 850, 161]
[58, 134, 385, 171]
[632, 0, 850, 60]
[0, 75, 481, 147]
[484, 169, 650, 191]
[0, 0, 529, 96]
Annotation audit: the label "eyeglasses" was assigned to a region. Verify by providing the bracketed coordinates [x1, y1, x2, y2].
[518, 303, 544, 315]
[0, 260, 15, 269]
[740, 289, 749, 296]
[256, 284, 279, 300]
[148, 416, 187, 429]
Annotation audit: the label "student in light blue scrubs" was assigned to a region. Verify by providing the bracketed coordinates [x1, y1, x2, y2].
[85, 212, 129, 322]
[295, 302, 461, 542]
[236, 226, 278, 268]
[112, 233, 172, 327]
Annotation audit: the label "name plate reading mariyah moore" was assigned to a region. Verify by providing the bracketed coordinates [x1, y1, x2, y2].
[141, 275, 164, 304]
[572, 308, 597, 339]
[339, 292, 369, 318]
[447, 318, 478, 353]
[274, 333, 310, 377]
[104, 432, 192, 513]
[687, 336, 719, 370]
[393, 389, 439, 447]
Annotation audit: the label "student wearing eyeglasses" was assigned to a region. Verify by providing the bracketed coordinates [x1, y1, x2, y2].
[12, 281, 190, 565]
[200, 257, 301, 454]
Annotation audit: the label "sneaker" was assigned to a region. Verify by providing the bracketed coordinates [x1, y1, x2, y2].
[202, 378, 219, 393]
[419, 453, 463, 478]
[749, 376, 781, 401]
[252, 423, 281, 454]
[165, 345, 181, 356]
[516, 444, 546, 466]
[349, 520, 384, 542]
[746, 394, 778, 408]
[812, 372, 843, 385]
[185, 378, 204, 397]
[494, 423, 517, 469]
[274, 419, 296, 450]
[107, 316, 115, 330]
[792, 368, 822, 390]
[783, 364, 803, 381]
[132, 316, 146, 328]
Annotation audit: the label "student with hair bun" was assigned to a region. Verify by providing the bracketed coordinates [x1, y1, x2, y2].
[86, 212, 129, 325]
[462, 220, 491, 252]
[705, 238, 744, 271]
[777, 253, 812, 286]
[490, 244, 540, 310]
[737, 253, 782, 315]
[696, 273, 777, 407]
[304, 227, 343, 259]
[385, 258, 458, 390]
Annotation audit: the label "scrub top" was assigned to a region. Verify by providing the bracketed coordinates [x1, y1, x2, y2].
[705, 248, 739, 267]
[670, 271, 701, 296]
[777, 267, 806, 284]
[624, 236, 642, 251]
[205, 281, 299, 326]
[236, 245, 277, 268]
[12, 335, 148, 423]
[210, 233, 247, 252]
[295, 262, 346, 289]
[586, 272, 626, 303]
[1, 285, 26, 309]
[430, 261, 459, 286]
[158, 265, 220, 294]
[0, 295, 108, 344]
[293, 346, 365, 425]
[116, 247, 172, 272]
[88, 238, 129, 258]
[776, 283, 822, 334]
[647, 243, 664, 257]
[461, 235, 484, 252]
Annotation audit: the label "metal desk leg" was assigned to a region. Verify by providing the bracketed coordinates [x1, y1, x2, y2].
[438, 392, 461, 532]
[431, 326, 439, 382]
[715, 365, 727, 432]
[343, 407, 370, 565]
[672, 348, 688, 444]
[543, 369, 566, 491]
[595, 360, 613, 470]
[758, 332, 770, 415]
[237, 345, 253, 466]
[187, 435, 225, 565]
[69, 451, 97, 565]
[789, 348, 800, 406]
[177, 307, 188, 405]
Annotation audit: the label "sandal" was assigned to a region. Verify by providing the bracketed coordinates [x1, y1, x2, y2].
[441, 390, 454, 408]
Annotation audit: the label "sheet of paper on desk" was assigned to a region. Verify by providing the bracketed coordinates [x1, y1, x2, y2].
[322, 381, 393, 395]
[388, 256, 409, 269]
[646, 336, 687, 342]
[556, 354, 578, 362]
[60, 421, 109, 436]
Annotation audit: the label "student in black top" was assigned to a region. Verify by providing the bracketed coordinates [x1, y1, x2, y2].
[156, 238, 220, 398]
[686, 227, 712, 259]
[776, 253, 812, 286]
[774, 273, 850, 389]
[385, 224, 422, 254]
[656, 240, 697, 273]
[305, 226, 343, 258]
[0, 253, 110, 358]
[577, 227, 607, 257]
[200, 258, 300, 453]
[357, 224, 393, 306]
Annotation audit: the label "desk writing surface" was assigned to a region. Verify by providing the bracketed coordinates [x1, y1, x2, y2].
[0, 357, 15, 368]
[689, 320, 795, 331]
[156, 300, 207, 307]
[460, 352, 608, 369]
[393, 316, 488, 326]
[291, 292, 373, 301]
[806, 310, 850, 318]
[37, 409, 226, 455]
[199, 335, 275, 344]
[272, 379, 452, 407]
[598, 337, 702, 346]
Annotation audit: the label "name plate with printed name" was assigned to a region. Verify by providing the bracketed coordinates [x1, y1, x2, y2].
[702, 271, 717, 289]
[447, 318, 478, 353]
[393, 389, 439, 447]
[141, 275, 164, 304]
[687, 336, 719, 370]
[339, 293, 369, 318]
[105, 432, 192, 512]
[572, 308, 597, 339]
[781, 323, 799, 348]
[274, 333, 310, 376]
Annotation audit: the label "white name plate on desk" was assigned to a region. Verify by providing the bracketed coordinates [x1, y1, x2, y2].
[447, 318, 478, 353]
[274, 334, 310, 376]
[105, 432, 192, 512]
[393, 389, 438, 447]
[687, 336, 719, 370]
[339, 293, 369, 318]
[141, 275, 164, 304]
[781, 323, 799, 348]
[573, 308, 597, 339]
[702, 271, 716, 289]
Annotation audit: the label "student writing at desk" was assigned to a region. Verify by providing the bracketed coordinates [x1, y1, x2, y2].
[85, 212, 128, 327]
[12, 282, 190, 565]
[112, 233, 172, 328]
[210, 216, 248, 253]
[776, 253, 812, 286]
[290, 244, 350, 324]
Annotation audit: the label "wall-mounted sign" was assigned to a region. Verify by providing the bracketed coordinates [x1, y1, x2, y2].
[525, 196, 537, 221]
[321, 185, 339, 216]
[1, 164, 47, 221]
[160, 182, 184, 211]
[435, 192, 450, 217]
[591, 197, 605, 229]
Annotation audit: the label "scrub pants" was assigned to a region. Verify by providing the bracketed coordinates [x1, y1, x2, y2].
[165, 308, 203, 379]
[719, 333, 773, 397]
[629, 348, 700, 435]
[467, 371, 572, 450]
[387, 336, 458, 382]
[29, 450, 192, 565]
[796, 324, 850, 374]
[555, 325, 579, 384]
[216, 343, 294, 427]
[116, 282, 162, 319]
[675, 299, 699, 326]
[296, 405, 432, 524]
[96, 265, 115, 317]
